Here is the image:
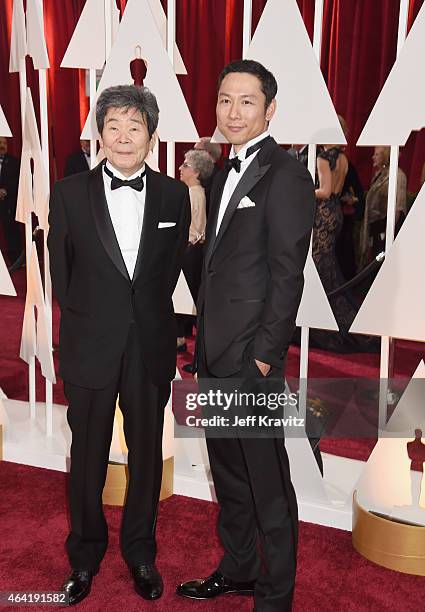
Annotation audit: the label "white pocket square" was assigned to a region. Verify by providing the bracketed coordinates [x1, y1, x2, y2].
[237, 196, 255, 209]
[158, 221, 176, 228]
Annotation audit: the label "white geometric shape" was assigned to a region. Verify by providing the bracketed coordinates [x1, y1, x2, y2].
[26, 0, 49, 69]
[147, 0, 187, 74]
[20, 244, 56, 383]
[245, 0, 345, 145]
[350, 183, 425, 341]
[296, 254, 338, 330]
[81, 0, 198, 142]
[15, 88, 49, 230]
[211, 127, 228, 144]
[0, 250, 17, 296]
[173, 270, 196, 315]
[0, 105, 12, 137]
[356, 361, 425, 521]
[384, 360, 425, 434]
[0, 387, 7, 399]
[0, 396, 10, 427]
[61, 0, 107, 69]
[358, 2, 425, 146]
[145, 149, 159, 172]
[9, 0, 27, 73]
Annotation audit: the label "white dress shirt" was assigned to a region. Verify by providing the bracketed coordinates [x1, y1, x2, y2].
[102, 161, 146, 279]
[216, 131, 269, 235]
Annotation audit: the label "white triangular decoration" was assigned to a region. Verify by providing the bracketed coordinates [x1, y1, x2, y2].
[296, 255, 338, 330]
[9, 0, 49, 72]
[20, 244, 56, 383]
[350, 183, 425, 341]
[0, 105, 12, 137]
[356, 361, 425, 515]
[61, 0, 108, 69]
[245, 0, 345, 144]
[173, 271, 196, 316]
[147, 0, 187, 74]
[26, 0, 49, 69]
[15, 88, 49, 230]
[0, 396, 10, 427]
[9, 0, 27, 72]
[0, 250, 17, 296]
[358, 3, 425, 146]
[81, 0, 198, 142]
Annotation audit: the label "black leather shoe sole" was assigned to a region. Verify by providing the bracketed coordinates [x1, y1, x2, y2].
[176, 587, 254, 600]
[67, 586, 92, 606]
[134, 584, 163, 600]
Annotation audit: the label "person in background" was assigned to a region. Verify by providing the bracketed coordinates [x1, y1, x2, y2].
[64, 139, 91, 176]
[194, 137, 222, 215]
[335, 116, 365, 281]
[360, 146, 407, 268]
[176, 149, 214, 352]
[0, 136, 21, 265]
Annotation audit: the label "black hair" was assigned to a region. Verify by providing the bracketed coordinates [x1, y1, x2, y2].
[217, 59, 277, 109]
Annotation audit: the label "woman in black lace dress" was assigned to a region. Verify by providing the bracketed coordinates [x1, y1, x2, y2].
[311, 146, 378, 352]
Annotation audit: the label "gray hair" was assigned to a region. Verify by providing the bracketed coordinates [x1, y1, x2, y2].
[185, 149, 215, 182]
[195, 137, 222, 162]
[96, 85, 159, 138]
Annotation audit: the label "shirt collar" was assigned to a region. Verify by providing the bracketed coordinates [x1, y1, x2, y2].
[105, 160, 145, 182]
[230, 130, 269, 162]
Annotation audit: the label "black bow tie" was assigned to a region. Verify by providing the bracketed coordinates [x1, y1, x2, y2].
[104, 164, 146, 191]
[225, 136, 271, 174]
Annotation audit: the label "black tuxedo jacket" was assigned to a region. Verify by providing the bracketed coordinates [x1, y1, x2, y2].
[64, 150, 90, 177]
[48, 161, 190, 389]
[0, 154, 20, 218]
[197, 137, 315, 377]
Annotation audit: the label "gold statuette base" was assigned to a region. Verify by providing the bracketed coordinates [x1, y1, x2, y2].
[102, 457, 174, 506]
[352, 491, 425, 576]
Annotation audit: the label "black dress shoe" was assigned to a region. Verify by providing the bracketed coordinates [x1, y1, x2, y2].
[131, 564, 163, 600]
[61, 569, 95, 606]
[177, 570, 255, 599]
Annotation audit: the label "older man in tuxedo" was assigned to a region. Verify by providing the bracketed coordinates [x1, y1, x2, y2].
[177, 60, 315, 611]
[48, 85, 190, 605]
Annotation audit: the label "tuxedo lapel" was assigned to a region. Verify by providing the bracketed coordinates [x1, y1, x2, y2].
[132, 165, 160, 284]
[204, 170, 228, 268]
[89, 161, 130, 282]
[205, 146, 273, 268]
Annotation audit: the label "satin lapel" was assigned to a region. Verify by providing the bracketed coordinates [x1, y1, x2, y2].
[132, 165, 160, 284]
[208, 155, 271, 262]
[204, 170, 228, 269]
[89, 161, 130, 282]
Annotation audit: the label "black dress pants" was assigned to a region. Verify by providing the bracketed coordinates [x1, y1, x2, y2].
[64, 325, 170, 571]
[199, 345, 298, 612]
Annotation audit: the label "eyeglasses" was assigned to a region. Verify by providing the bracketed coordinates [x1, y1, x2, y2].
[181, 162, 193, 168]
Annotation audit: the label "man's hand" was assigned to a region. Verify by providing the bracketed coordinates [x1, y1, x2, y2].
[0, 188, 7, 200]
[255, 359, 271, 377]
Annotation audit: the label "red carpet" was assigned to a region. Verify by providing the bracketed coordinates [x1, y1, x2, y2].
[1, 268, 425, 462]
[0, 460, 424, 611]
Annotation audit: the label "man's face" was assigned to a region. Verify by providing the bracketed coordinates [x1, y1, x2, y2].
[216, 72, 275, 152]
[99, 106, 151, 177]
[0, 137, 8, 156]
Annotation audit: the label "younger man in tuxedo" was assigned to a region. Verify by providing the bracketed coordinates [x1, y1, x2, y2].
[48, 85, 190, 605]
[177, 60, 315, 611]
